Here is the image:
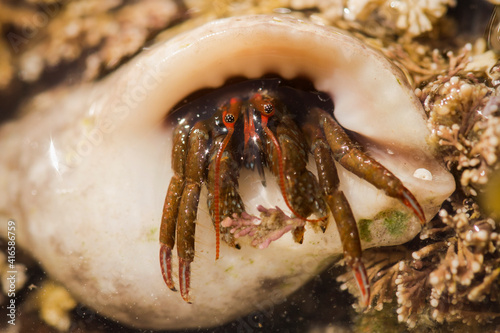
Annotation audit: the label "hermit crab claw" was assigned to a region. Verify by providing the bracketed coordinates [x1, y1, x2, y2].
[352, 259, 370, 307]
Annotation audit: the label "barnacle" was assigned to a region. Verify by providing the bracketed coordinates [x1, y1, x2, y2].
[286, 0, 456, 38]
[378, 0, 456, 37]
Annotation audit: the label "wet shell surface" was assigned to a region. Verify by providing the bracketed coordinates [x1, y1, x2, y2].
[0, 15, 455, 329]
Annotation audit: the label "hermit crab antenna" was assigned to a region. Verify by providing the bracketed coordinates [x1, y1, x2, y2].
[251, 93, 328, 224]
[214, 98, 241, 260]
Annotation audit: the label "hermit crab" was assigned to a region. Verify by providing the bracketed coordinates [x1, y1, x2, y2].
[0, 15, 454, 329]
[159, 78, 426, 306]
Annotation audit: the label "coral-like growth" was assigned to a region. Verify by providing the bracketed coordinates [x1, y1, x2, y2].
[426, 209, 500, 325]
[0, 0, 461, 92]
[0, 0, 181, 89]
[418, 49, 499, 196]
[339, 30, 500, 330]
[287, 0, 456, 38]
[340, 198, 500, 330]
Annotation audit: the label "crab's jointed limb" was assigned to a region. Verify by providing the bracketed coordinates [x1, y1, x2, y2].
[301, 111, 370, 307]
[160, 98, 247, 303]
[316, 108, 426, 225]
[250, 93, 329, 238]
[159, 123, 190, 291]
[253, 94, 371, 305]
[160, 120, 211, 303]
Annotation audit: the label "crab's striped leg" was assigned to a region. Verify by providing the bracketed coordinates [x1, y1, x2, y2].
[314, 108, 426, 224]
[167, 120, 211, 303]
[159, 123, 190, 291]
[301, 118, 370, 307]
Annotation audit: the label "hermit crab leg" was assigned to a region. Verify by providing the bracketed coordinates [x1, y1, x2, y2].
[166, 120, 211, 303]
[159, 123, 191, 291]
[250, 93, 328, 229]
[213, 98, 242, 260]
[301, 119, 370, 307]
[313, 107, 426, 224]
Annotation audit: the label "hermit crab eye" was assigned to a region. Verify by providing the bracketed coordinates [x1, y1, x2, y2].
[224, 114, 236, 124]
[263, 103, 273, 114]
[222, 97, 241, 128]
[251, 93, 275, 117]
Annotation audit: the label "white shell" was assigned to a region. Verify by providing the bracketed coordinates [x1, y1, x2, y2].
[0, 15, 455, 329]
